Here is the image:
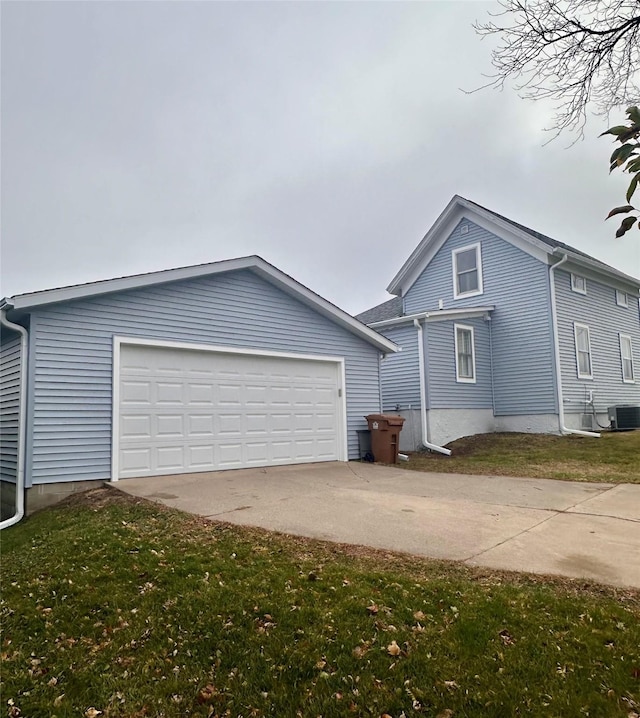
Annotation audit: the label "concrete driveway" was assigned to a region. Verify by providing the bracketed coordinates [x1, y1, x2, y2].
[117, 462, 640, 589]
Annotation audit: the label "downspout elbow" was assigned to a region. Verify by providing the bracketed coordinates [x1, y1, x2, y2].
[0, 308, 28, 529]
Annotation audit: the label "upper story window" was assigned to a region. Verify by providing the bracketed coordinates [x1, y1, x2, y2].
[574, 323, 593, 379]
[454, 324, 476, 383]
[571, 274, 587, 294]
[452, 243, 483, 299]
[616, 290, 628, 307]
[620, 334, 635, 383]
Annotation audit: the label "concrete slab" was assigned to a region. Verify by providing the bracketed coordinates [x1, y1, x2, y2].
[567, 484, 640, 522]
[468, 512, 640, 588]
[117, 462, 640, 589]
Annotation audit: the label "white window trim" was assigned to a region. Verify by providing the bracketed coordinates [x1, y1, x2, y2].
[570, 274, 587, 295]
[452, 242, 483, 300]
[454, 323, 476, 383]
[573, 322, 593, 380]
[619, 333, 635, 383]
[616, 290, 628, 307]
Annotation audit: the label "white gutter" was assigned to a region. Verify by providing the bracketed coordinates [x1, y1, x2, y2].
[548, 254, 600, 438]
[370, 306, 494, 330]
[0, 308, 28, 529]
[413, 319, 452, 455]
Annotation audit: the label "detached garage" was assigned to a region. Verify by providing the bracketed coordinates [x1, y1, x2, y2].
[0, 256, 396, 518]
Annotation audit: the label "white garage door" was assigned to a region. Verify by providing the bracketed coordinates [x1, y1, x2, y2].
[115, 342, 344, 479]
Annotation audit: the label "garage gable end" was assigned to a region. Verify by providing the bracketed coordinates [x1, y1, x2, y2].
[27, 268, 383, 484]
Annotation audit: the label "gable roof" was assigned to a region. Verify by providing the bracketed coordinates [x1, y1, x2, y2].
[355, 297, 403, 324]
[1, 255, 397, 354]
[387, 195, 640, 297]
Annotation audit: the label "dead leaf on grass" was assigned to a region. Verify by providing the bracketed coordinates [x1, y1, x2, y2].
[499, 629, 515, 646]
[85, 709, 102, 718]
[387, 640, 401, 656]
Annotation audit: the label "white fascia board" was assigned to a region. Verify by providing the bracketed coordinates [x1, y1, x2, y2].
[4, 255, 398, 354]
[7, 256, 261, 310]
[369, 305, 495, 329]
[550, 250, 640, 293]
[387, 196, 550, 297]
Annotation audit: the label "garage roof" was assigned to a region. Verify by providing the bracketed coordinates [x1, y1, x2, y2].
[1, 255, 398, 354]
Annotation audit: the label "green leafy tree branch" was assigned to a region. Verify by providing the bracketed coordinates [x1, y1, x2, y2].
[602, 106, 640, 237]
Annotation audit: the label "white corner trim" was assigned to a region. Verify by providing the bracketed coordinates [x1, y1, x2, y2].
[573, 322, 593, 380]
[452, 242, 484, 300]
[619, 333, 635, 383]
[454, 323, 476, 384]
[110, 336, 350, 481]
[111, 336, 121, 482]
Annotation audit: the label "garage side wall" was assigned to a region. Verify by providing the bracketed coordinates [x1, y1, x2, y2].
[0, 331, 21, 484]
[28, 270, 382, 484]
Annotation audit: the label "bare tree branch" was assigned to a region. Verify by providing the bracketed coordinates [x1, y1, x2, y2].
[473, 0, 640, 136]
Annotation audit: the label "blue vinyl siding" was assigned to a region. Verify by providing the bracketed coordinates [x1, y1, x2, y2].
[554, 269, 640, 413]
[378, 324, 421, 411]
[425, 318, 493, 409]
[0, 331, 21, 483]
[404, 220, 557, 416]
[28, 270, 382, 484]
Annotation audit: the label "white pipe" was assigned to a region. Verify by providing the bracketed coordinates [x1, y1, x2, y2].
[0, 308, 28, 529]
[414, 319, 452, 455]
[548, 254, 601, 438]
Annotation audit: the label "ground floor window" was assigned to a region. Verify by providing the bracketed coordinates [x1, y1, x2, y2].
[620, 334, 635, 383]
[574, 323, 593, 379]
[455, 324, 476, 383]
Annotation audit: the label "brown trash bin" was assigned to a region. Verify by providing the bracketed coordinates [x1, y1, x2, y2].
[365, 414, 406, 464]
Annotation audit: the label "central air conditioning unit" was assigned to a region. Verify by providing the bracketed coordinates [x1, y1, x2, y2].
[608, 405, 640, 430]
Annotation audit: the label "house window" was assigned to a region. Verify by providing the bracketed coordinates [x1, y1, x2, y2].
[571, 274, 587, 294]
[455, 324, 476, 383]
[616, 290, 628, 307]
[452, 243, 483, 299]
[574, 323, 593, 379]
[620, 334, 635, 383]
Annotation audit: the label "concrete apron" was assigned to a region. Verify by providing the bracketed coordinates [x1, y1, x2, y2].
[115, 462, 640, 590]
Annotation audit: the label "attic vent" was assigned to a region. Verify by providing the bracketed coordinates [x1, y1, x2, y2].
[461, 224, 469, 235]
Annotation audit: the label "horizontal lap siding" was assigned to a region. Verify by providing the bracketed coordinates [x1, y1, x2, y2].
[554, 270, 640, 413]
[30, 270, 382, 483]
[404, 220, 556, 415]
[378, 325, 421, 411]
[426, 318, 493, 409]
[0, 332, 21, 483]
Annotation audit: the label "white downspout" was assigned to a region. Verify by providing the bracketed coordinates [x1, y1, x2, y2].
[548, 254, 600, 438]
[0, 308, 29, 529]
[414, 319, 452, 455]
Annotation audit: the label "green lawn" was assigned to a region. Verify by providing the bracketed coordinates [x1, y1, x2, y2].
[2, 489, 639, 717]
[403, 431, 640, 483]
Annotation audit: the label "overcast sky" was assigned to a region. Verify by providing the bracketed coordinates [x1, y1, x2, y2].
[2, 1, 639, 315]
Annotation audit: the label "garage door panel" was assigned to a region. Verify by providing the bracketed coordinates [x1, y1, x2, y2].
[188, 414, 215, 437]
[188, 445, 214, 468]
[121, 447, 151, 473]
[121, 380, 151, 404]
[118, 344, 343, 478]
[121, 414, 151, 439]
[156, 414, 184, 437]
[156, 382, 183, 404]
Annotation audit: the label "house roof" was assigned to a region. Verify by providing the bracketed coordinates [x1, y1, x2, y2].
[0, 255, 398, 354]
[387, 195, 640, 297]
[355, 297, 403, 324]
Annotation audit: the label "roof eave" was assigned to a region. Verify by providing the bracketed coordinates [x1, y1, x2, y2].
[4, 256, 398, 354]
